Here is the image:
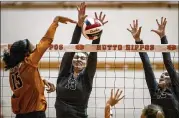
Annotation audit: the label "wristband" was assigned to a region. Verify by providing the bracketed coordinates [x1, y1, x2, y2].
[110, 106, 113, 118]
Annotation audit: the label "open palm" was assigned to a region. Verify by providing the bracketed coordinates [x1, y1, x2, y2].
[127, 19, 142, 41]
[95, 12, 108, 25]
[151, 17, 167, 38]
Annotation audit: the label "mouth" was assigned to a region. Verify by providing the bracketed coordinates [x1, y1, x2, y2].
[74, 61, 83, 67]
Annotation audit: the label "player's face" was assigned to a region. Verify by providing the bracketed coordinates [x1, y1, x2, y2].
[72, 53, 87, 71]
[28, 41, 35, 53]
[158, 71, 170, 89]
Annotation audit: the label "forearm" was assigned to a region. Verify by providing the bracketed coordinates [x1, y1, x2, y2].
[161, 36, 178, 79]
[84, 37, 100, 79]
[30, 22, 58, 65]
[136, 40, 153, 68]
[136, 40, 158, 96]
[58, 25, 81, 76]
[70, 25, 82, 44]
[58, 52, 75, 76]
[161, 36, 179, 97]
[105, 104, 111, 118]
[43, 22, 58, 40]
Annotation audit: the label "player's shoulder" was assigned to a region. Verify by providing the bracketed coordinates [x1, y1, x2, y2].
[24, 56, 38, 68]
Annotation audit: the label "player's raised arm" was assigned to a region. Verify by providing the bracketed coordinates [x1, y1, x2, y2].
[151, 17, 179, 99]
[58, 2, 87, 77]
[105, 89, 124, 118]
[30, 16, 76, 66]
[84, 12, 108, 85]
[127, 20, 158, 97]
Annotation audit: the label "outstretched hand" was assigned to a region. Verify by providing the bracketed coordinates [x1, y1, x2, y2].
[107, 89, 124, 107]
[151, 17, 167, 38]
[77, 2, 88, 27]
[95, 12, 108, 25]
[53, 16, 77, 24]
[127, 19, 142, 41]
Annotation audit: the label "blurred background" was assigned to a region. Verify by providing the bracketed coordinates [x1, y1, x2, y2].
[1, 1, 178, 118]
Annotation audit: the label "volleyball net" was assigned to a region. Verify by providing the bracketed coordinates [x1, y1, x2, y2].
[0, 44, 178, 118]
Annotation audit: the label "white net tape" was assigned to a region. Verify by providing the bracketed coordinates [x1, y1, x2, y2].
[0, 44, 178, 52]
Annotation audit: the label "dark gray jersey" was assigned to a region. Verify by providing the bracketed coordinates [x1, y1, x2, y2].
[136, 39, 179, 118]
[55, 25, 100, 118]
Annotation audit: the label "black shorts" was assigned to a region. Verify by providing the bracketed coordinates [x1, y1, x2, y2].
[16, 111, 46, 118]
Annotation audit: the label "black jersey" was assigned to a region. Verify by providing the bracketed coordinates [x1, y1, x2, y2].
[55, 25, 100, 118]
[136, 39, 179, 118]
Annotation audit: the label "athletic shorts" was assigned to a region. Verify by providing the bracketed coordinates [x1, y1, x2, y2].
[15, 111, 46, 118]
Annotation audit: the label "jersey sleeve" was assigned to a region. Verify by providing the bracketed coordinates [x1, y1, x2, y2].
[161, 36, 179, 99]
[84, 37, 100, 86]
[136, 40, 158, 97]
[57, 25, 81, 79]
[29, 22, 58, 66]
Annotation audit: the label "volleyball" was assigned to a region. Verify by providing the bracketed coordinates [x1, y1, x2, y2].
[82, 17, 103, 40]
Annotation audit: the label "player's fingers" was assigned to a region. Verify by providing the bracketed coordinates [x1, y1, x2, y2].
[130, 24, 133, 30]
[82, 5, 86, 15]
[138, 26, 142, 34]
[82, 2, 85, 7]
[161, 17, 163, 25]
[133, 20, 136, 28]
[151, 29, 158, 34]
[127, 28, 132, 33]
[76, 6, 80, 12]
[80, 2, 83, 9]
[114, 89, 120, 98]
[136, 19, 138, 29]
[117, 95, 125, 101]
[95, 12, 98, 19]
[67, 19, 77, 24]
[103, 20, 108, 25]
[45, 82, 50, 88]
[82, 15, 88, 20]
[116, 90, 123, 99]
[99, 11, 102, 20]
[163, 18, 166, 25]
[111, 89, 113, 98]
[102, 14, 106, 22]
[164, 21, 167, 29]
[49, 83, 55, 90]
[156, 19, 160, 26]
[51, 84, 56, 91]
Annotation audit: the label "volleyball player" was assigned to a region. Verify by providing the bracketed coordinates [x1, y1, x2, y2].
[55, 2, 108, 118]
[127, 18, 179, 117]
[104, 89, 165, 118]
[105, 89, 124, 118]
[151, 17, 179, 101]
[2, 16, 76, 118]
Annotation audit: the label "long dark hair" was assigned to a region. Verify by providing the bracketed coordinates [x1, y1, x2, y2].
[3, 39, 30, 70]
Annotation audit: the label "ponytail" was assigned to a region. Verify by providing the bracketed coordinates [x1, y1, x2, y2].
[3, 50, 25, 71]
[3, 51, 11, 70]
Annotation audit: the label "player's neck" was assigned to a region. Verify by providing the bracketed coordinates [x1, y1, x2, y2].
[73, 71, 79, 78]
